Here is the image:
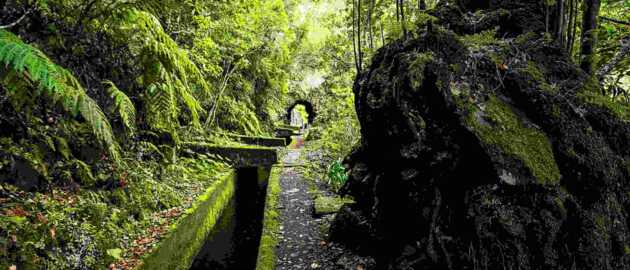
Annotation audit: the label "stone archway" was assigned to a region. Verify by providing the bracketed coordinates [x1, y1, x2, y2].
[286, 100, 316, 125]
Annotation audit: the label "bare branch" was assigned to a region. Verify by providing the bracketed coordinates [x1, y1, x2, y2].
[597, 36, 630, 80]
[601, 16, 630, 26]
[0, 8, 33, 29]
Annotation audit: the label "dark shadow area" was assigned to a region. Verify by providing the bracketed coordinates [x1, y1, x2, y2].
[189, 167, 270, 270]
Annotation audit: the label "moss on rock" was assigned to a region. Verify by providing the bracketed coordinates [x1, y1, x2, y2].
[466, 95, 561, 185]
[313, 196, 355, 216]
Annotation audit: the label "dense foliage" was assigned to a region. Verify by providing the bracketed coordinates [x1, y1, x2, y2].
[0, 0, 318, 268]
[0, 0, 628, 268]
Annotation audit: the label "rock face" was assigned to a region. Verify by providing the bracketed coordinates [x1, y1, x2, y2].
[331, 1, 630, 269]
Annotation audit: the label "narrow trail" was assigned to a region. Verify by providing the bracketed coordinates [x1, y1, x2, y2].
[275, 142, 375, 270]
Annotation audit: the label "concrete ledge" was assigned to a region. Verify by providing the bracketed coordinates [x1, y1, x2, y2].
[182, 143, 278, 168]
[276, 124, 301, 131]
[138, 170, 236, 270]
[210, 132, 287, 147]
[255, 166, 283, 270]
[275, 128, 297, 137]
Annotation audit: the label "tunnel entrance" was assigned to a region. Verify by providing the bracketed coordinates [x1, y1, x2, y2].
[189, 167, 270, 270]
[286, 100, 315, 126]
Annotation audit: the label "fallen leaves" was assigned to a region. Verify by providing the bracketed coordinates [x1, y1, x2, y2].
[4, 206, 27, 217]
[112, 206, 185, 270]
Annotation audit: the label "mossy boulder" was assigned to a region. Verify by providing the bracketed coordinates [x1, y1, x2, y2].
[313, 196, 354, 217]
[331, 1, 630, 269]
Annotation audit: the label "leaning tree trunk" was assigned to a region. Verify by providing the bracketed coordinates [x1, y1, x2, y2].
[580, 0, 601, 75]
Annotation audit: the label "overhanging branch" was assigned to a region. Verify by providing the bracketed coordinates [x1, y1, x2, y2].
[597, 36, 630, 81]
[0, 8, 33, 29]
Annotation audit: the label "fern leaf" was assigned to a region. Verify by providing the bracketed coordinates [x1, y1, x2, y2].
[0, 30, 122, 165]
[110, 9, 211, 136]
[104, 80, 137, 135]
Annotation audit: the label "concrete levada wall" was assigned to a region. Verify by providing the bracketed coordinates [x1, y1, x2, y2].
[138, 170, 237, 270]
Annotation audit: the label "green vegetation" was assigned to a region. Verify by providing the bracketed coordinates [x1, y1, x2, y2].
[0, 0, 629, 268]
[465, 95, 561, 185]
[255, 166, 282, 270]
[313, 195, 354, 216]
[0, 29, 121, 164]
[139, 171, 236, 270]
[579, 78, 630, 121]
[459, 29, 500, 50]
[327, 160, 349, 192]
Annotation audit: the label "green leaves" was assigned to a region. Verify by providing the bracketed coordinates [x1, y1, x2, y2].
[104, 80, 137, 135]
[327, 160, 348, 191]
[0, 30, 121, 165]
[111, 9, 208, 136]
[106, 248, 123, 260]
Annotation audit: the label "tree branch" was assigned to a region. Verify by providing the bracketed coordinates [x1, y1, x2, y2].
[597, 36, 630, 80]
[0, 8, 33, 29]
[601, 16, 630, 26]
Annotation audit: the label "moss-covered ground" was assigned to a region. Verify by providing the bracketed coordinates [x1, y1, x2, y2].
[0, 149, 230, 269]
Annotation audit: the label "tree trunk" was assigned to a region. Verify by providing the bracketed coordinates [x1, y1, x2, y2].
[357, 0, 363, 70]
[400, 0, 407, 38]
[396, 0, 400, 22]
[380, 22, 385, 47]
[352, 0, 362, 73]
[555, 0, 565, 48]
[419, 0, 426, 10]
[368, 0, 374, 49]
[566, 0, 576, 53]
[580, 0, 601, 75]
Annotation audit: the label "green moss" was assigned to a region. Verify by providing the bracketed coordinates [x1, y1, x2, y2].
[517, 61, 559, 94]
[466, 95, 561, 185]
[578, 78, 630, 121]
[554, 197, 566, 212]
[407, 52, 434, 90]
[139, 170, 236, 270]
[594, 215, 608, 241]
[313, 196, 354, 216]
[551, 105, 562, 119]
[459, 28, 499, 49]
[413, 12, 438, 29]
[449, 63, 462, 73]
[255, 166, 282, 270]
[514, 32, 538, 46]
[520, 61, 545, 82]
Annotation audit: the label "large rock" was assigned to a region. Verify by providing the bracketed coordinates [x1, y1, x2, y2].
[331, 1, 630, 269]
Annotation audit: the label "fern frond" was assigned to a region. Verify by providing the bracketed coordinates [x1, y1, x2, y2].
[104, 80, 136, 135]
[145, 82, 177, 133]
[110, 9, 210, 135]
[0, 30, 122, 164]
